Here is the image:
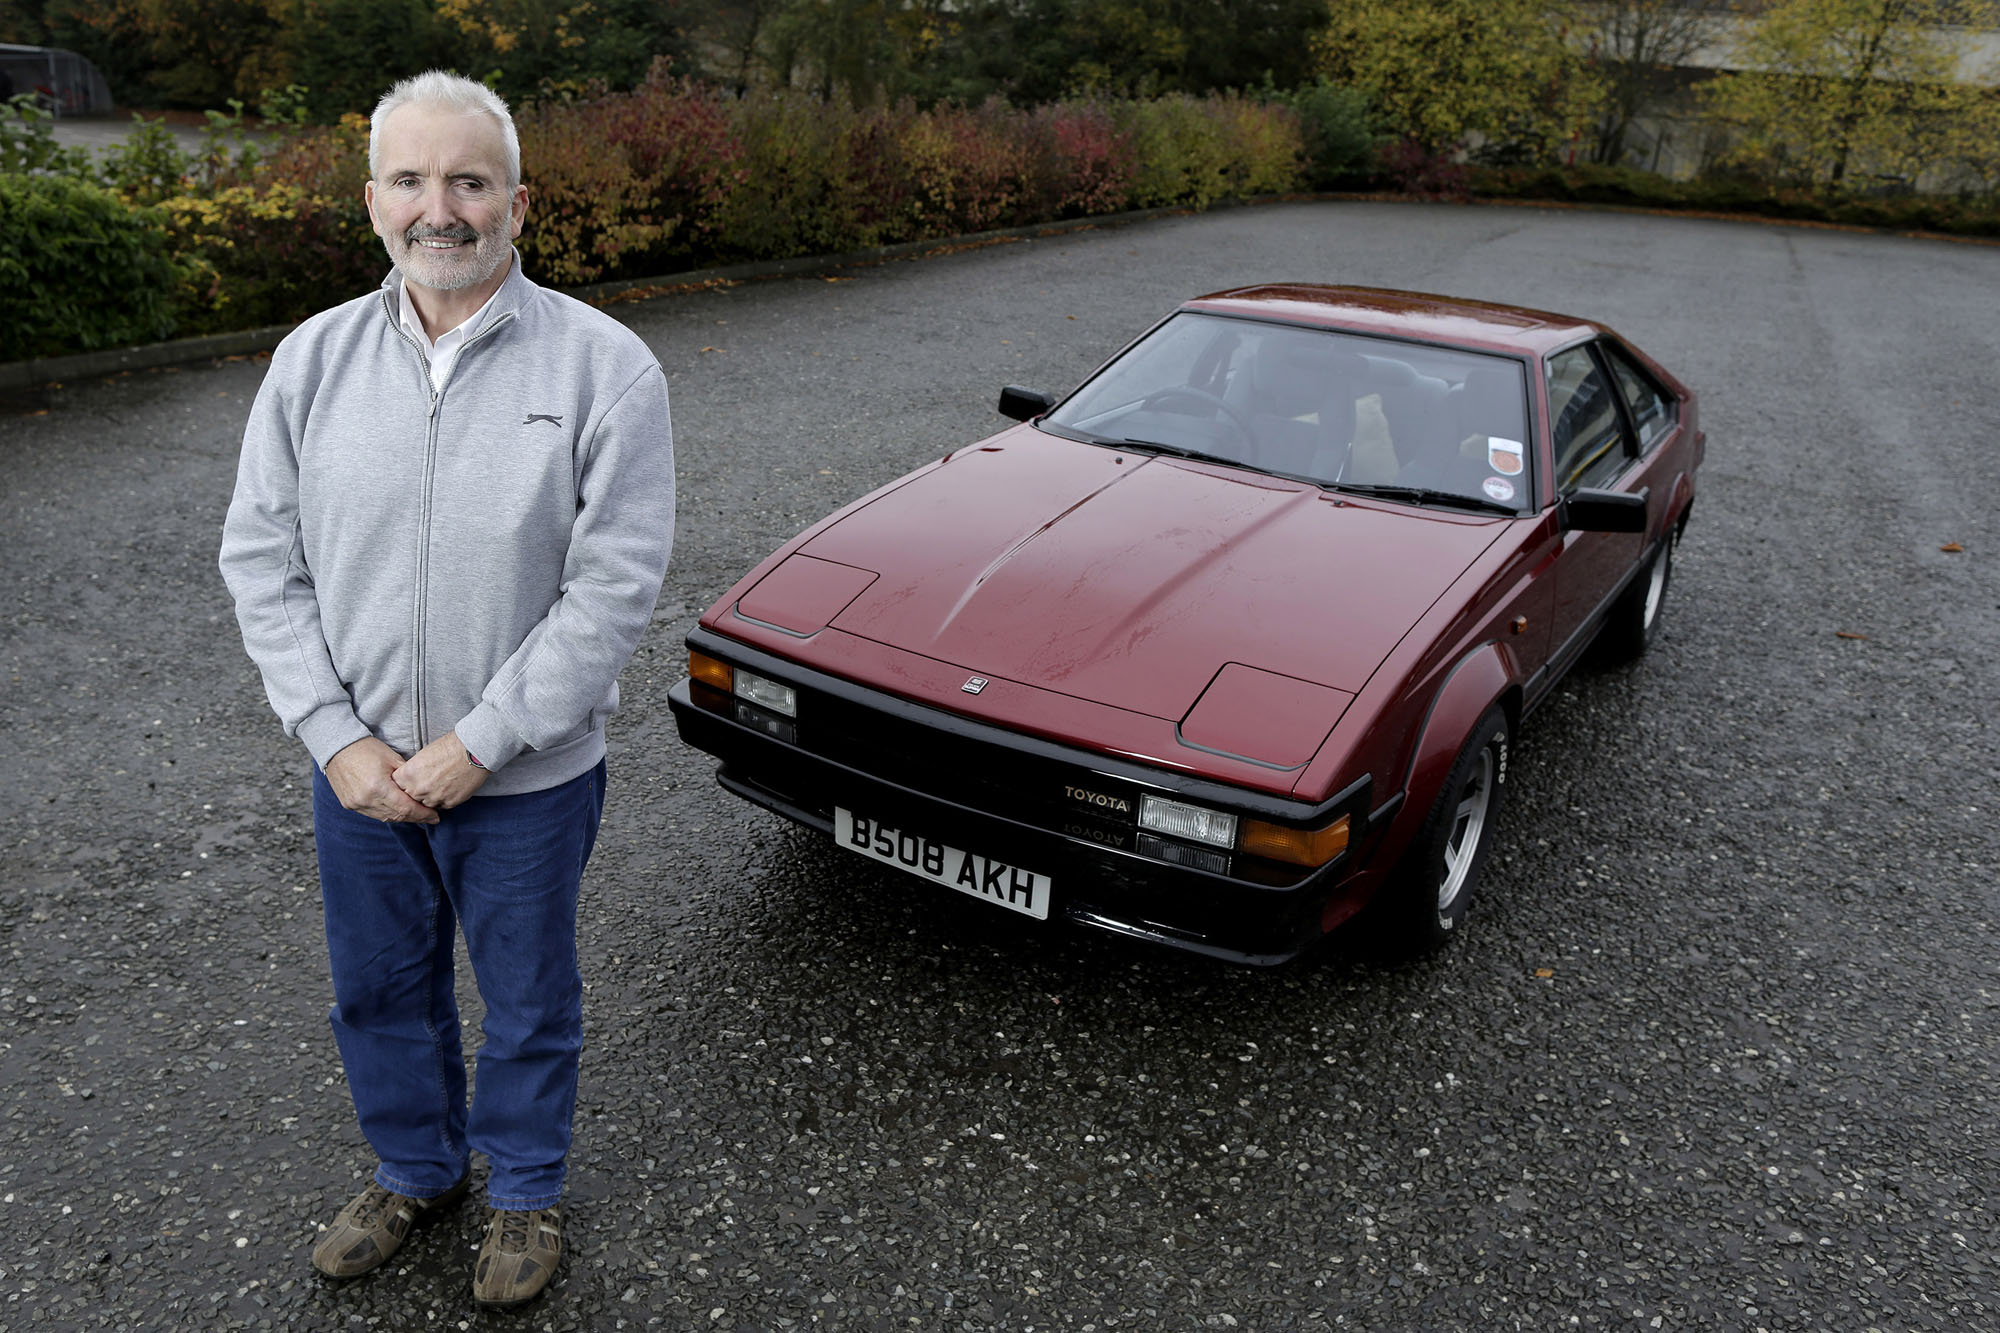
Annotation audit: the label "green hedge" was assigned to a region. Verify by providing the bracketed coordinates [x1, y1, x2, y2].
[1469, 163, 2000, 240]
[0, 175, 182, 361]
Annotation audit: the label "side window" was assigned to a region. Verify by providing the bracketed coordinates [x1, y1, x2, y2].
[1602, 342, 1675, 449]
[1546, 346, 1631, 492]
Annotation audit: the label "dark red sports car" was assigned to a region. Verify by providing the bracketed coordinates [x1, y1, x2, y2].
[668, 285, 1702, 963]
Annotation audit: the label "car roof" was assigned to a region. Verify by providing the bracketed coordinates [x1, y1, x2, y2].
[1182, 284, 1605, 359]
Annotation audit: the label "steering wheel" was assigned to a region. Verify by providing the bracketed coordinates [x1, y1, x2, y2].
[1138, 385, 1255, 451]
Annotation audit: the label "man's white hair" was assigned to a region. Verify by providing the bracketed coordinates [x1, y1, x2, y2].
[369, 70, 521, 188]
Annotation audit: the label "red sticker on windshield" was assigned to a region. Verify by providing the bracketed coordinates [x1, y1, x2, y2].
[1483, 476, 1516, 503]
[1487, 436, 1525, 475]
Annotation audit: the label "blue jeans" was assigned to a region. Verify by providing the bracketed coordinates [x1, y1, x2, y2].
[311, 760, 605, 1210]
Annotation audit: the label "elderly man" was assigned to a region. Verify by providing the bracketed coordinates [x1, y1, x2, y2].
[219, 70, 675, 1308]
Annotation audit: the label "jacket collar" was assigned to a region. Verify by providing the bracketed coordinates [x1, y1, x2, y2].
[378, 248, 533, 340]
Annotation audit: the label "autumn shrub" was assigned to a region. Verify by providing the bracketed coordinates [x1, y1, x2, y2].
[714, 91, 888, 261]
[1114, 95, 1236, 208]
[233, 115, 371, 198]
[600, 75, 742, 258]
[142, 116, 377, 334]
[519, 74, 744, 285]
[1204, 92, 1306, 196]
[519, 100, 678, 286]
[1027, 102, 1133, 218]
[1379, 137, 1471, 199]
[892, 99, 1040, 236]
[0, 174, 182, 360]
[157, 181, 380, 334]
[1113, 94, 1303, 209]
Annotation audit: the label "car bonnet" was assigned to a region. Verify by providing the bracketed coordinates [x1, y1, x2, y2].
[741, 430, 1506, 732]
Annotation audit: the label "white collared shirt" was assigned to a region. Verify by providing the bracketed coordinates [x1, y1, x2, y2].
[396, 278, 504, 395]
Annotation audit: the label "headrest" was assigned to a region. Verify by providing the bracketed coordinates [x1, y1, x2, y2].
[1456, 363, 1525, 436]
[1249, 342, 1363, 413]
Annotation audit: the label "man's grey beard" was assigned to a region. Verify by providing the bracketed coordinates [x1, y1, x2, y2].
[388, 218, 513, 292]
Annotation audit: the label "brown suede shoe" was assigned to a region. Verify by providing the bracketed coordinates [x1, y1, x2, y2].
[309, 1172, 470, 1279]
[472, 1205, 563, 1308]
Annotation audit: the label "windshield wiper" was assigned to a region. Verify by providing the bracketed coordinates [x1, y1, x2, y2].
[1330, 481, 1520, 517]
[1118, 437, 1226, 463]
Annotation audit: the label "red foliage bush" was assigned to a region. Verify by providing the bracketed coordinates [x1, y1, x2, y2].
[1379, 138, 1470, 201]
[892, 100, 1036, 236]
[1032, 103, 1134, 218]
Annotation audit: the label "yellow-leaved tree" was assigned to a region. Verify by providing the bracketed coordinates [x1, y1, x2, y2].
[1314, 0, 1602, 165]
[1700, 0, 2000, 193]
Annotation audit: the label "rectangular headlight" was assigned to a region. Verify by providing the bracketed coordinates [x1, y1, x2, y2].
[1138, 794, 1238, 849]
[733, 669, 797, 718]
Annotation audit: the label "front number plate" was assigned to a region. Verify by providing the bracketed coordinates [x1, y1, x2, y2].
[833, 808, 1051, 921]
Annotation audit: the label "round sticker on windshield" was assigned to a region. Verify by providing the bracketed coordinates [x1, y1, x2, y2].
[1482, 476, 1516, 503]
[1487, 436, 1525, 475]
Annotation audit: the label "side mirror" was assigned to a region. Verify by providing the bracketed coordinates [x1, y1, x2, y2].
[1562, 487, 1648, 533]
[998, 385, 1055, 422]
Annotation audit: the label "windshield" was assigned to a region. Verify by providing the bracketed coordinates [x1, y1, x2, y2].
[1043, 312, 1534, 513]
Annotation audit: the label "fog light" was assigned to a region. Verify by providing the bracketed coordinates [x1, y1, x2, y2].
[1138, 795, 1237, 848]
[734, 669, 796, 718]
[734, 700, 797, 743]
[1135, 832, 1232, 874]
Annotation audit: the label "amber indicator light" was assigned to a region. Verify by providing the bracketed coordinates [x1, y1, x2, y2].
[688, 649, 733, 692]
[1239, 813, 1350, 867]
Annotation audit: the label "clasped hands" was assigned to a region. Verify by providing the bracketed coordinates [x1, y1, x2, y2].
[325, 732, 490, 823]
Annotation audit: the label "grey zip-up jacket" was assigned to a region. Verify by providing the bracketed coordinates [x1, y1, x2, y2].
[220, 258, 676, 797]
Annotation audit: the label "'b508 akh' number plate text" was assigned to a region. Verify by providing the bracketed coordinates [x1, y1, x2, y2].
[834, 808, 1050, 920]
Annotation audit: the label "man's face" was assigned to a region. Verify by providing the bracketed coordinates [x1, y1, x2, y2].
[365, 102, 527, 293]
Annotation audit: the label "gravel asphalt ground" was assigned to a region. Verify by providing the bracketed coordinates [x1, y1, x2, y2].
[2, 199, 1996, 1332]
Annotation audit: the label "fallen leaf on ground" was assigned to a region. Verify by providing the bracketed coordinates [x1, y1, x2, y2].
[1835, 630, 1869, 640]
[1940, 542, 1964, 553]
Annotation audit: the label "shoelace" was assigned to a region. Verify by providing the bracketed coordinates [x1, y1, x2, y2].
[349, 1184, 401, 1228]
[495, 1210, 553, 1252]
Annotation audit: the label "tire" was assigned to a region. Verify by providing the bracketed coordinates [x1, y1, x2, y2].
[1371, 707, 1509, 956]
[1598, 530, 1674, 663]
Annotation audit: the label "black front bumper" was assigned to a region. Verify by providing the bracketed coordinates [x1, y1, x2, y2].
[666, 633, 1376, 966]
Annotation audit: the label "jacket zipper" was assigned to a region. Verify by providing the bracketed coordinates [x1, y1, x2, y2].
[384, 293, 518, 750]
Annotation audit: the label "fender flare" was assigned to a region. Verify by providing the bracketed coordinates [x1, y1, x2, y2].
[1389, 643, 1515, 854]
[1669, 476, 1695, 536]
